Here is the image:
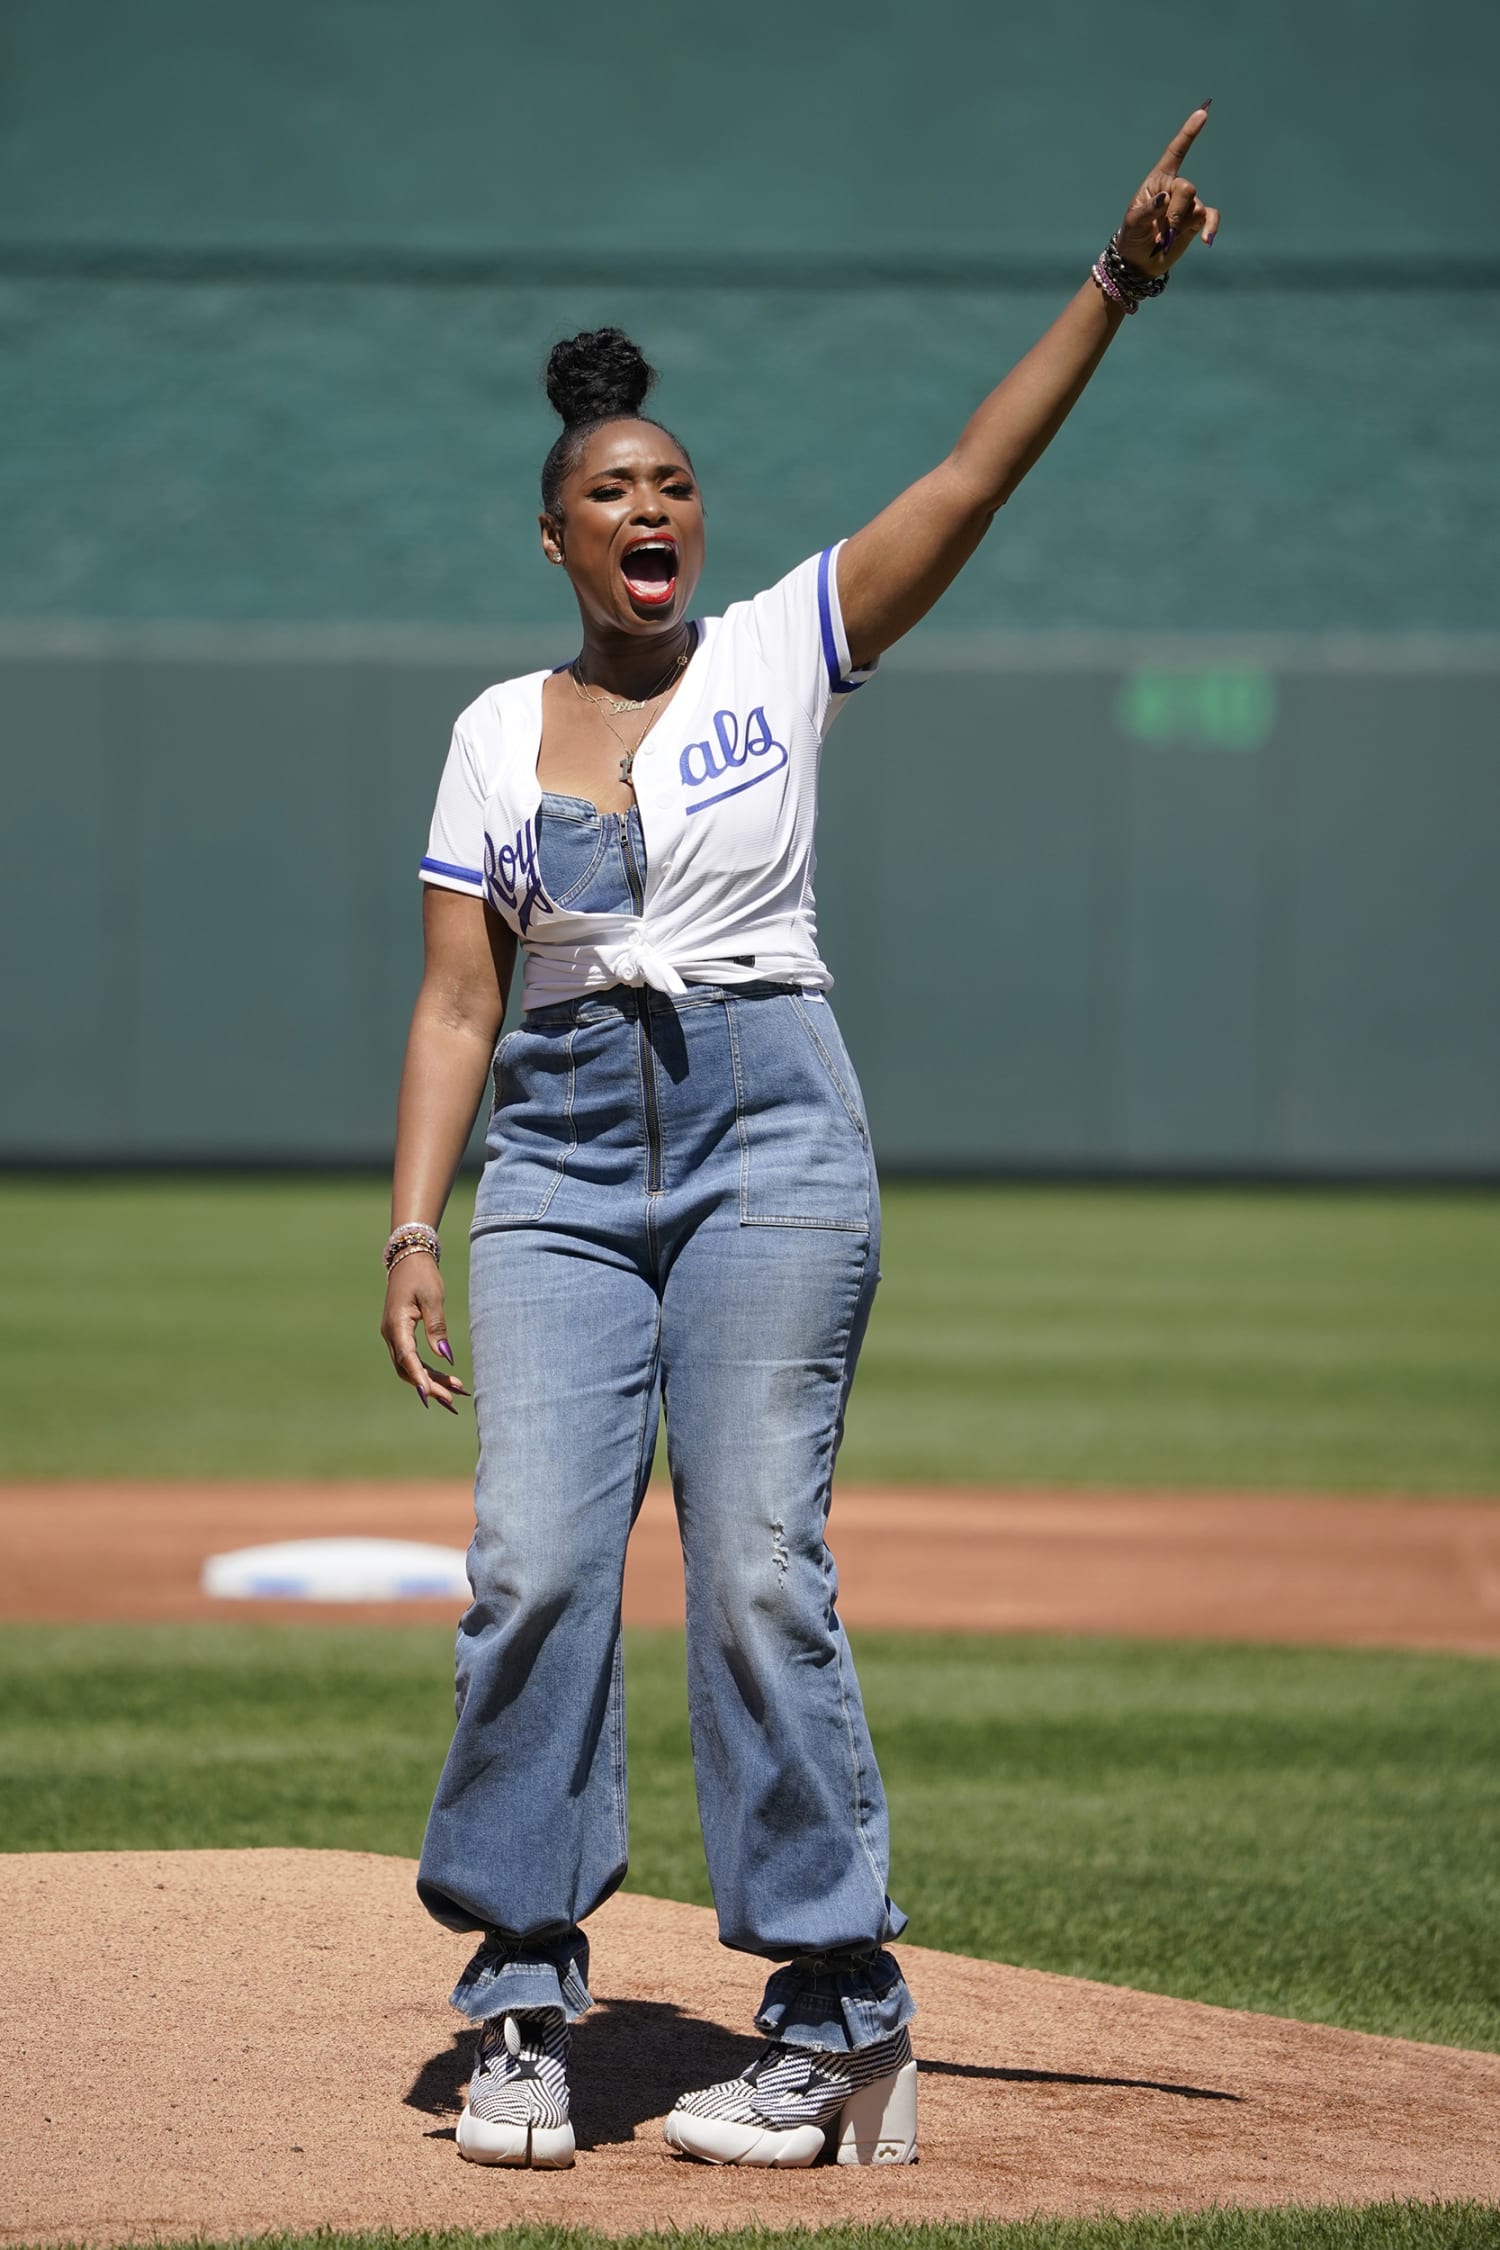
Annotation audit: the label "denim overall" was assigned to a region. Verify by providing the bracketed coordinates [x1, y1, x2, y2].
[418, 792, 913, 2052]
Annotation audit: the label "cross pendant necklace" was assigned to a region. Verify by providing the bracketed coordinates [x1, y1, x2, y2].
[568, 635, 693, 788]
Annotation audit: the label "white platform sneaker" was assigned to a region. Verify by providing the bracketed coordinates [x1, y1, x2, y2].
[456, 2008, 576, 2168]
[663, 2025, 917, 2167]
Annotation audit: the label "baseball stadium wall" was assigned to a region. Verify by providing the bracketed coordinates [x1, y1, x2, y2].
[3, 624, 1497, 1174]
[3, 0, 1498, 1172]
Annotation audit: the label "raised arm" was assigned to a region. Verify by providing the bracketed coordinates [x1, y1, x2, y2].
[380, 887, 516, 1410]
[837, 105, 1220, 668]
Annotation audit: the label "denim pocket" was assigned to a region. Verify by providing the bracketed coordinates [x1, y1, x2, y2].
[472, 1025, 578, 1226]
[726, 994, 871, 1231]
[537, 798, 612, 910]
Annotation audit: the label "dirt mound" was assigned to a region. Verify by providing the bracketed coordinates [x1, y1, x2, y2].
[3, 1850, 1497, 2243]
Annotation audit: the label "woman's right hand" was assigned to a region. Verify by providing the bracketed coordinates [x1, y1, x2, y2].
[380, 1253, 467, 1413]
[1114, 104, 1220, 275]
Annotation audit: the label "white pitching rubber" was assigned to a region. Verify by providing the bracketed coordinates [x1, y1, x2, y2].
[662, 2111, 826, 2168]
[456, 2107, 576, 2168]
[834, 2056, 919, 2165]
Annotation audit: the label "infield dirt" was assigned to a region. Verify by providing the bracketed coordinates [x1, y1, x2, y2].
[4, 1480, 1499, 1648]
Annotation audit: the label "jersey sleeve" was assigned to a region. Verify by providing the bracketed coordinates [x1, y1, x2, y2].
[419, 723, 488, 897]
[744, 540, 878, 737]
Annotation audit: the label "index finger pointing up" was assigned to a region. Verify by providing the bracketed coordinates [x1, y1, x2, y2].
[1156, 100, 1212, 179]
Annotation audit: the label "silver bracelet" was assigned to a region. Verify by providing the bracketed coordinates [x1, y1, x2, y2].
[384, 1221, 441, 1271]
[1090, 232, 1170, 315]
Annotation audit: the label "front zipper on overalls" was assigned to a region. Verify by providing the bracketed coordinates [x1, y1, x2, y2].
[619, 813, 664, 1195]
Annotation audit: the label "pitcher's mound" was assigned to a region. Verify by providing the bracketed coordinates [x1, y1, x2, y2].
[4, 1851, 1497, 2244]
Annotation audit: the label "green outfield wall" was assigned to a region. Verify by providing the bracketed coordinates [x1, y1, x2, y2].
[4, 628, 1496, 1172]
[3, 2, 1497, 1170]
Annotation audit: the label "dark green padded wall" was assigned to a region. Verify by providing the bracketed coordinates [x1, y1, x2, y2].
[3, 631, 1496, 1170]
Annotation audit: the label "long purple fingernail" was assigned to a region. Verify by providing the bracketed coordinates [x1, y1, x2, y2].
[436, 1340, 454, 1365]
[1154, 192, 1167, 208]
[1162, 227, 1176, 250]
[1199, 96, 1213, 110]
[418, 1387, 429, 1409]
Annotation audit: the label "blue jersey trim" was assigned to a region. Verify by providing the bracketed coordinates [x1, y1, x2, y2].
[816, 544, 843, 690]
[420, 855, 485, 888]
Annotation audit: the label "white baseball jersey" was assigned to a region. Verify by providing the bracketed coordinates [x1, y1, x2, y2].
[420, 543, 874, 1010]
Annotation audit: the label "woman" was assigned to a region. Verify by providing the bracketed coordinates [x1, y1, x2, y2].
[382, 107, 1218, 2172]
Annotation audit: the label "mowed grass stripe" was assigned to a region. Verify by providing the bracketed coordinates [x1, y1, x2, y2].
[861, 1188, 1500, 1491]
[5, 1178, 1499, 1486]
[3, 1624, 1496, 2054]
[6, 2207, 1497, 2250]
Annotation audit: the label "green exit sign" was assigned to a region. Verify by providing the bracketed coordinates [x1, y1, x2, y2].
[1114, 663, 1277, 751]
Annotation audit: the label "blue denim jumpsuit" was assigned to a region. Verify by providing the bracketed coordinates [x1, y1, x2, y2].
[417, 793, 913, 2053]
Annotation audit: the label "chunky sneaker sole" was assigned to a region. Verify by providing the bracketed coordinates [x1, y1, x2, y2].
[664, 2028, 918, 2168]
[456, 2111, 576, 2168]
[457, 2009, 575, 2170]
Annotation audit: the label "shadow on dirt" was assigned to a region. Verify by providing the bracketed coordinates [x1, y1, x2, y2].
[919, 2055, 1240, 2101]
[405, 1997, 1240, 2146]
[404, 1995, 764, 2149]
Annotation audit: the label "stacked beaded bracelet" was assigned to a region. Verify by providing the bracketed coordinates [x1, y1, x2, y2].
[1091, 232, 1170, 314]
[384, 1221, 441, 1273]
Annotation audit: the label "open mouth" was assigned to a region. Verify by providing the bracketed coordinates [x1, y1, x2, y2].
[621, 537, 678, 608]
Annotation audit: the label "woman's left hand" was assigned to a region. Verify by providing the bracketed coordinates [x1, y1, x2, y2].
[1115, 103, 1221, 275]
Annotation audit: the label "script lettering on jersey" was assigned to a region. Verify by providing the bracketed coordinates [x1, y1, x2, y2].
[679, 706, 789, 814]
[483, 818, 551, 932]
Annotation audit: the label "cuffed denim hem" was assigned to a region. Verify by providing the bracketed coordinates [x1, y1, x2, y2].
[449, 1928, 593, 2025]
[754, 1944, 915, 2054]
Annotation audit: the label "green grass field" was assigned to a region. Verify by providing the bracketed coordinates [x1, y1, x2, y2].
[16, 2211, 1485, 2250]
[4, 1622, 1496, 2053]
[6, 1178, 1499, 1487]
[7, 1177, 1499, 2249]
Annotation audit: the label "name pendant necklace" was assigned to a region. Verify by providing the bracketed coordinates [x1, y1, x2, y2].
[569, 635, 692, 784]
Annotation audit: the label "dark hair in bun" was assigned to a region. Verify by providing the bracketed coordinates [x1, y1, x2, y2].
[545, 326, 655, 427]
[540, 326, 690, 514]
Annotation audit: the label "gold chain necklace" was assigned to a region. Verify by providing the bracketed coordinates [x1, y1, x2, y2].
[569, 637, 692, 783]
